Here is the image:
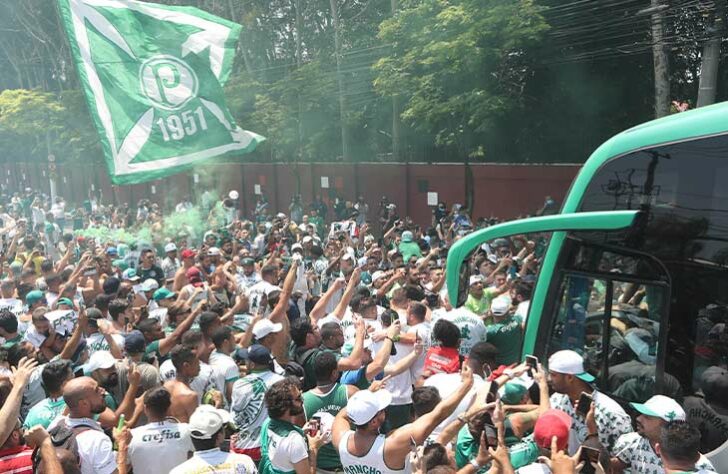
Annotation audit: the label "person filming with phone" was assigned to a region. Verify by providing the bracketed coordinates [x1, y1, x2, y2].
[547, 350, 631, 456]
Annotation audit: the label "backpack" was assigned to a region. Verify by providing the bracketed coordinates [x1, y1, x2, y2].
[33, 419, 93, 470]
[293, 347, 319, 390]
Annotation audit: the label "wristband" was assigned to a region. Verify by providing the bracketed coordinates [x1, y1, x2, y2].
[392, 335, 401, 343]
[469, 458, 481, 470]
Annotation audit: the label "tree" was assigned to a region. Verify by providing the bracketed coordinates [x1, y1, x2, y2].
[373, 0, 548, 158]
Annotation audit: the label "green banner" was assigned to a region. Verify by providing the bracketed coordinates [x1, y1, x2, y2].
[58, 0, 265, 185]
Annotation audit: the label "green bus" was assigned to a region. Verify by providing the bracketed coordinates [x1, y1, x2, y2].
[446, 102, 728, 454]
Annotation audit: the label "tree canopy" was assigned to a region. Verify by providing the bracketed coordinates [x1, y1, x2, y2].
[0, 0, 725, 166]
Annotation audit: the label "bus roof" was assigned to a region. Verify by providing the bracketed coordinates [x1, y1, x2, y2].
[562, 100, 728, 214]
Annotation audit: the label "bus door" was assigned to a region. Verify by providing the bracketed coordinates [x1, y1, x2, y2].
[540, 238, 672, 403]
[444, 210, 641, 366]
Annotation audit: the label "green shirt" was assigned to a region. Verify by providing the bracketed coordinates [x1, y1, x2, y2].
[464, 288, 498, 316]
[259, 418, 307, 474]
[398, 241, 422, 262]
[485, 315, 523, 365]
[455, 426, 539, 471]
[1, 334, 22, 349]
[23, 397, 67, 429]
[303, 384, 349, 469]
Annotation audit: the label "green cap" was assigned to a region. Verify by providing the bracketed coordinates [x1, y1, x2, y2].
[26, 290, 45, 305]
[241, 257, 255, 266]
[112, 259, 128, 271]
[56, 297, 74, 307]
[498, 382, 529, 405]
[153, 287, 176, 301]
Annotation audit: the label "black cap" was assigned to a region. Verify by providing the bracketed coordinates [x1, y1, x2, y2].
[124, 330, 146, 354]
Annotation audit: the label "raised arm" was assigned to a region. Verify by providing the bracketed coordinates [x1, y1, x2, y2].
[0, 357, 38, 446]
[392, 364, 474, 445]
[158, 303, 204, 356]
[336, 316, 365, 371]
[270, 258, 300, 324]
[308, 278, 346, 324]
[365, 323, 400, 380]
[383, 338, 423, 377]
[332, 267, 361, 318]
[59, 309, 88, 360]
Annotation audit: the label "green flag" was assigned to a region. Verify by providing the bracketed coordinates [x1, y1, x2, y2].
[58, 0, 265, 185]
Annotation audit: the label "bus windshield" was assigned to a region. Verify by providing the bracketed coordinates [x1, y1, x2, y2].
[540, 133, 728, 453]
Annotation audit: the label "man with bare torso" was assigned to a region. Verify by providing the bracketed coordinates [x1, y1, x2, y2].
[163, 345, 200, 422]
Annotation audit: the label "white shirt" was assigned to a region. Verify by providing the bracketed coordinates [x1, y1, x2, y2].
[265, 425, 308, 471]
[23, 324, 47, 348]
[433, 307, 487, 357]
[424, 372, 485, 441]
[86, 332, 125, 356]
[128, 421, 194, 474]
[160, 359, 224, 402]
[515, 300, 530, 323]
[408, 321, 432, 380]
[613, 431, 715, 473]
[231, 371, 285, 451]
[550, 391, 632, 455]
[373, 337, 413, 405]
[169, 448, 257, 474]
[246, 280, 279, 314]
[49, 416, 116, 474]
[209, 351, 240, 383]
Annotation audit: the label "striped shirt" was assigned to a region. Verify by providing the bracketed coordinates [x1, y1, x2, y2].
[0, 445, 34, 474]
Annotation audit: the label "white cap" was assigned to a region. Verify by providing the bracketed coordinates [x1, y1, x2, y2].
[291, 243, 303, 252]
[371, 271, 386, 284]
[228, 190, 239, 200]
[189, 405, 234, 439]
[631, 395, 686, 422]
[347, 389, 392, 425]
[83, 350, 116, 375]
[491, 297, 510, 316]
[302, 236, 313, 244]
[140, 279, 159, 292]
[253, 319, 283, 339]
[164, 243, 177, 253]
[276, 212, 286, 219]
[469, 275, 484, 286]
[548, 350, 595, 383]
[208, 247, 221, 256]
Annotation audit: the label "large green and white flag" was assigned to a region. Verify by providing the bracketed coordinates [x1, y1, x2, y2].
[58, 0, 264, 185]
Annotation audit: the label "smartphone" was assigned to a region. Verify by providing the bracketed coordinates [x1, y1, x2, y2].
[486, 381, 499, 403]
[482, 363, 492, 378]
[525, 355, 538, 370]
[309, 416, 320, 437]
[576, 392, 593, 418]
[580, 446, 600, 474]
[483, 424, 497, 447]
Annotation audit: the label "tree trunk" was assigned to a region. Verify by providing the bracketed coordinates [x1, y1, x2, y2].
[391, 0, 401, 161]
[295, 0, 305, 169]
[697, 8, 724, 108]
[329, 0, 351, 161]
[650, 0, 670, 118]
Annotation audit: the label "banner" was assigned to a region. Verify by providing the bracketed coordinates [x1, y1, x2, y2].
[58, 0, 265, 185]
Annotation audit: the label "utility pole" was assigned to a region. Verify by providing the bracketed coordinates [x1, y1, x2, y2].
[697, 5, 725, 107]
[330, 0, 351, 161]
[294, 0, 304, 193]
[391, 0, 401, 161]
[649, 0, 670, 118]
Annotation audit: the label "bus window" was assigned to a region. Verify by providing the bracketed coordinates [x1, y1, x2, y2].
[546, 271, 669, 403]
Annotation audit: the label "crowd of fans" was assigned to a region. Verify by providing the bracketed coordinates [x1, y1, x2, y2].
[0, 188, 722, 474]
